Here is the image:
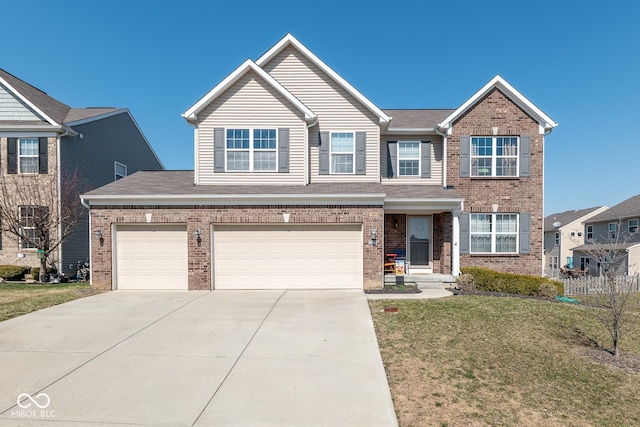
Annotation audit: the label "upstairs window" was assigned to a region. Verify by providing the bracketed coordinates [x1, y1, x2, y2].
[226, 128, 277, 172]
[471, 137, 518, 177]
[114, 161, 128, 180]
[629, 218, 638, 234]
[330, 132, 354, 174]
[555, 231, 560, 246]
[19, 138, 39, 174]
[586, 225, 593, 240]
[398, 142, 420, 176]
[470, 213, 518, 254]
[609, 222, 617, 240]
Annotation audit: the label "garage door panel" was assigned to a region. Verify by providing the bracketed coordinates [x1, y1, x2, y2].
[214, 225, 362, 289]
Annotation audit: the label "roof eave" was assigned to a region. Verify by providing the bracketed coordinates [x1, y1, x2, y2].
[0, 75, 61, 127]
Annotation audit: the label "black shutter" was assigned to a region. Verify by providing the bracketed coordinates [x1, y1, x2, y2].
[214, 128, 225, 173]
[421, 140, 431, 178]
[319, 131, 329, 175]
[520, 135, 531, 177]
[355, 132, 366, 175]
[387, 141, 397, 178]
[460, 213, 470, 254]
[519, 212, 531, 254]
[278, 128, 289, 173]
[7, 138, 17, 174]
[459, 136, 470, 177]
[38, 137, 48, 174]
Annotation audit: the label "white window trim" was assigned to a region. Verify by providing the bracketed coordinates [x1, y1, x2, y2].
[608, 222, 617, 239]
[470, 213, 519, 254]
[225, 128, 278, 172]
[114, 161, 128, 180]
[554, 231, 560, 246]
[19, 206, 40, 250]
[18, 138, 39, 174]
[629, 218, 638, 233]
[397, 141, 421, 177]
[329, 131, 355, 175]
[471, 136, 519, 177]
[586, 225, 593, 240]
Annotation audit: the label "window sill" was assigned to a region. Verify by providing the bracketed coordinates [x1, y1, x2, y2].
[469, 253, 521, 257]
[469, 176, 521, 180]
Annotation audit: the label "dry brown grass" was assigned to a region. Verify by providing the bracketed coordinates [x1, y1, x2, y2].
[370, 296, 640, 427]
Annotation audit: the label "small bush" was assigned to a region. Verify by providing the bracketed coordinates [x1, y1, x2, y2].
[537, 282, 559, 299]
[0, 265, 31, 281]
[456, 273, 476, 292]
[30, 267, 57, 280]
[461, 267, 564, 297]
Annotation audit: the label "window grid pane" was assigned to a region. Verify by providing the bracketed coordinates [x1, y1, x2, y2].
[399, 160, 419, 176]
[331, 154, 353, 174]
[471, 136, 518, 177]
[330, 132, 354, 174]
[330, 133, 354, 153]
[253, 129, 276, 150]
[470, 213, 518, 253]
[226, 151, 249, 171]
[226, 129, 249, 149]
[253, 152, 276, 171]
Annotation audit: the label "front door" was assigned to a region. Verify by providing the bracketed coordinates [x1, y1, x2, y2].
[408, 216, 431, 271]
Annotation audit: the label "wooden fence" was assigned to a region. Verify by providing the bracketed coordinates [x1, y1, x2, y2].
[562, 275, 640, 296]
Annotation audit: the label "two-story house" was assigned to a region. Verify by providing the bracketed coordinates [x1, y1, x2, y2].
[81, 34, 556, 291]
[0, 69, 164, 277]
[543, 206, 608, 276]
[572, 194, 640, 276]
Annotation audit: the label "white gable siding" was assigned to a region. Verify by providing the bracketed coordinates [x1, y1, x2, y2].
[380, 134, 443, 185]
[196, 71, 307, 185]
[0, 82, 45, 122]
[628, 246, 640, 275]
[262, 46, 380, 183]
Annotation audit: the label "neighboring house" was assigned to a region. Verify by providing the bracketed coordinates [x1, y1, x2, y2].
[0, 69, 164, 276]
[572, 194, 640, 276]
[543, 206, 608, 276]
[81, 34, 556, 291]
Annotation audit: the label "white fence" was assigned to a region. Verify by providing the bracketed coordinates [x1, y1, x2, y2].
[562, 275, 640, 296]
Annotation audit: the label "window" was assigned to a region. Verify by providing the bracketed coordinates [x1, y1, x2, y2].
[548, 256, 558, 270]
[580, 256, 590, 271]
[470, 213, 518, 253]
[114, 162, 128, 180]
[19, 138, 39, 174]
[19, 206, 47, 249]
[609, 222, 617, 239]
[330, 132, 354, 174]
[555, 231, 560, 246]
[586, 225, 593, 240]
[471, 137, 518, 177]
[629, 218, 638, 233]
[398, 142, 420, 176]
[226, 128, 277, 172]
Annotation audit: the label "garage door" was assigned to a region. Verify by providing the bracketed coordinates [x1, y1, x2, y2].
[213, 224, 362, 289]
[115, 224, 188, 290]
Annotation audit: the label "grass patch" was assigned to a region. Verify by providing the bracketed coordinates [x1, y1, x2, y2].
[0, 282, 100, 322]
[370, 296, 640, 427]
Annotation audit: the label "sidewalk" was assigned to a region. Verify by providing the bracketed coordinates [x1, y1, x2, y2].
[366, 288, 453, 300]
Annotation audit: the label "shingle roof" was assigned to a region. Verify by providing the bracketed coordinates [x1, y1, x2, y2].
[544, 206, 605, 231]
[587, 195, 640, 223]
[383, 109, 454, 130]
[572, 242, 639, 252]
[83, 170, 462, 200]
[0, 68, 70, 125]
[64, 108, 122, 123]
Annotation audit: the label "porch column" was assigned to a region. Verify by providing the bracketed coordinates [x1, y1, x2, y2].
[452, 207, 461, 276]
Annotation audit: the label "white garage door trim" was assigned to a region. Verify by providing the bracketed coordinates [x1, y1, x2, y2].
[213, 224, 363, 290]
[114, 224, 188, 290]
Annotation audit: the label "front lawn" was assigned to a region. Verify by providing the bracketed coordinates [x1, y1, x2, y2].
[0, 282, 99, 322]
[370, 296, 640, 427]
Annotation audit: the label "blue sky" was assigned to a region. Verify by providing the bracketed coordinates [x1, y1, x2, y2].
[3, 0, 639, 216]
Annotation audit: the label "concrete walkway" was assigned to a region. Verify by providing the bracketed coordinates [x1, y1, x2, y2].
[366, 288, 453, 300]
[0, 290, 397, 426]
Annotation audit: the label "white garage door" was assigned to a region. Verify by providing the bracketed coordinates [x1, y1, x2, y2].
[213, 224, 362, 289]
[115, 224, 188, 290]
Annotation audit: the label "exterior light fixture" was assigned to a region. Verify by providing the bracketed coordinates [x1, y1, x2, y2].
[94, 229, 104, 246]
[194, 229, 202, 245]
[370, 228, 378, 246]
[393, 217, 399, 228]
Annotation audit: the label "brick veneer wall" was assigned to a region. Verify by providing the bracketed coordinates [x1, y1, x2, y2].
[90, 205, 384, 291]
[447, 88, 544, 276]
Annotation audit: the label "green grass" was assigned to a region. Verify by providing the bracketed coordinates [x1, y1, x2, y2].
[0, 282, 98, 322]
[370, 296, 640, 427]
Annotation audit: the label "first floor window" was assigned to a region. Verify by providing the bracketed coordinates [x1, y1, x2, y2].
[19, 138, 39, 174]
[580, 256, 590, 271]
[330, 132, 354, 174]
[398, 141, 420, 176]
[629, 218, 638, 234]
[471, 136, 518, 177]
[19, 206, 48, 249]
[226, 128, 276, 171]
[470, 213, 518, 253]
[548, 256, 558, 270]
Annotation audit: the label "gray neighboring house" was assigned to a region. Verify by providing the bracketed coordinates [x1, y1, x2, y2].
[544, 206, 608, 276]
[0, 69, 164, 276]
[572, 194, 640, 276]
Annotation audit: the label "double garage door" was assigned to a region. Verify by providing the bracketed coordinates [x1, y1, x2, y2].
[114, 224, 362, 290]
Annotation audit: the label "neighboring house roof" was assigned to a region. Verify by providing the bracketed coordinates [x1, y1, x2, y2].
[182, 59, 316, 124]
[544, 206, 606, 232]
[437, 75, 558, 134]
[255, 33, 391, 125]
[572, 242, 639, 252]
[383, 109, 454, 132]
[0, 68, 70, 126]
[586, 194, 640, 223]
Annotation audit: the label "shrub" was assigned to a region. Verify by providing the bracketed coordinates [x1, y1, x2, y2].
[461, 267, 564, 297]
[0, 265, 31, 281]
[30, 267, 57, 280]
[537, 282, 559, 299]
[456, 273, 476, 292]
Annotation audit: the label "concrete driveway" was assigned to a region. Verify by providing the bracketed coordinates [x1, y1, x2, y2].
[0, 290, 397, 426]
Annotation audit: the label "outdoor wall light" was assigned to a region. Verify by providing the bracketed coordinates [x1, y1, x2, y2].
[94, 229, 104, 246]
[194, 229, 202, 245]
[393, 217, 399, 228]
[370, 228, 378, 246]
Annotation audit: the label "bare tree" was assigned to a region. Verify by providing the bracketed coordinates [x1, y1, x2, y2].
[577, 221, 640, 357]
[0, 170, 86, 282]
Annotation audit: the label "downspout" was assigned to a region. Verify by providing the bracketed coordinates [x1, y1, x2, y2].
[305, 118, 318, 185]
[56, 128, 73, 275]
[81, 197, 93, 285]
[434, 126, 448, 188]
[436, 125, 461, 275]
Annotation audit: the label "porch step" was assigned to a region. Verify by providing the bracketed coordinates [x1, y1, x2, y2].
[384, 274, 456, 290]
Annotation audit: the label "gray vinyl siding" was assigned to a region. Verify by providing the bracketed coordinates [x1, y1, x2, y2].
[60, 111, 163, 275]
[195, 70, 307, 185]
[261, 46, 380, 183]
[380, 134, 443, 185]
[0, 82, 46, 122]
[586, 220, 640, 244]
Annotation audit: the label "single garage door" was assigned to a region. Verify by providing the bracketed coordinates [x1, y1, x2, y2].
[213, 224, 362, 289]
[115, 224, 188, 290]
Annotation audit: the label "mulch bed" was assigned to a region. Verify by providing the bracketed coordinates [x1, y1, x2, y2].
[365, 284, 422, 294]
